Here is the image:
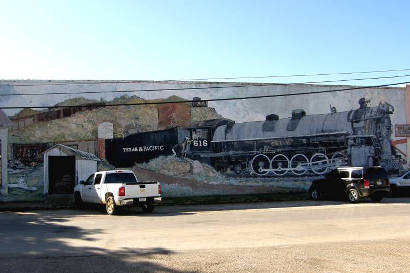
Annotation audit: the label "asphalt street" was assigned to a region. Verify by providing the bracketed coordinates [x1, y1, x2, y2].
[1, 198, 410, 273]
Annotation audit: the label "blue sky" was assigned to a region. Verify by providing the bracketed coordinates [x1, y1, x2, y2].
[1, 0, 410, 85]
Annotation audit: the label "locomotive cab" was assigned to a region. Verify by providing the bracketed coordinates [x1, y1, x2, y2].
[348, 135, 377, 167]
[185, 119, 234, 163]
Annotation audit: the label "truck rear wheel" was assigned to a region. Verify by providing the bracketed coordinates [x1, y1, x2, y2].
[141, 203, 154, 213]
[106, 196, 116, 215]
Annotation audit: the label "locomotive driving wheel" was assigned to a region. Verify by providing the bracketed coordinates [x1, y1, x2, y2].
[310, 153, 329, 175]
[290, 154, 309, 176]
[270, 154, 289, 176]
[250, 154, 271, 176]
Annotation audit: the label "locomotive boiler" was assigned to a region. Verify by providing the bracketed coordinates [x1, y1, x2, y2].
[185, 98, 403, 176]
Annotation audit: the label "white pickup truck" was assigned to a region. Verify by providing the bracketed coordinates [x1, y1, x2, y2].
[74, 170, 161, 215]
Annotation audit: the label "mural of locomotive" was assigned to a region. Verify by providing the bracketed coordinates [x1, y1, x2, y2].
[185, 98, 403, 176]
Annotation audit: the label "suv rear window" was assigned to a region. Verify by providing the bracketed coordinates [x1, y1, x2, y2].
[351, 169, 363, 179]
[338, 170, 350, 179]
[364, 168, 388, 179]
[104, 173, 137, 184]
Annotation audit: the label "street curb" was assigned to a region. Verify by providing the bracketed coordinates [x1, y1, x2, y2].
[159, 192, 309, 206]
[0, 192, 309, 211]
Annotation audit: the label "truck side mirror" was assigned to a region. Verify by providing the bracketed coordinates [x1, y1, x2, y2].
[79, 180, 85, 185]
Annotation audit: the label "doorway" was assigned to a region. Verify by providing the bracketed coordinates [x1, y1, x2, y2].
[48, 156, 75, 194]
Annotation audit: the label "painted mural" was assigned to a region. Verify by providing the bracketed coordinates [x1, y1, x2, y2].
[106, 98, 404, 172]
[3, 145, 48, 201]
[184, 99, 403, 176]
[5, 164, 44, 202]
[0, 81, 408, 201]
[101, 98, 405, 196]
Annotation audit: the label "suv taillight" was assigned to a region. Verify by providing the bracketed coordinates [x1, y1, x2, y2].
[158, 184, 161, 195]
[119, 186, 125, 196]
[364, 179, 370, 189]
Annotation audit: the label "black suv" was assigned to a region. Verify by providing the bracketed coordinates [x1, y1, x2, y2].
[309, 166, 390, 203]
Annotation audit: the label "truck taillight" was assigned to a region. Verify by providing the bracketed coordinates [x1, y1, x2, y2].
[158, 184, 161, 195]
[364, 179, 370, 188]
[119, 186, 125, 196]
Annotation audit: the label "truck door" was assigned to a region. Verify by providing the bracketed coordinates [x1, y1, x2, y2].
[88, 173, 103, 203]
[82, 174, 95, 202]
[82, 174, 103, 203]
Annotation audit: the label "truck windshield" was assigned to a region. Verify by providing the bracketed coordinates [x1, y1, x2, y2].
[105, 173, 137, 184]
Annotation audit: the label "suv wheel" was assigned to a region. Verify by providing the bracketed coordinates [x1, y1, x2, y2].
[348, 188, 360, 203]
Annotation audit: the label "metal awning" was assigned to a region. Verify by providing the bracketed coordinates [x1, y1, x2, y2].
[44, 144, 101, 161]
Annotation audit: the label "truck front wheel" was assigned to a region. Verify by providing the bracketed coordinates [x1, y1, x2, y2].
[106, 195, 116, 215]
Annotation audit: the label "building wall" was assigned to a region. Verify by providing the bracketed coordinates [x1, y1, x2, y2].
[75, 159, 97, 185]
[4, 80, 406, 152]
[406, 85, 410, 164]
[4, 80, 405, 131]
[0, 128, 8, 194]
[0, 80, 408, 200]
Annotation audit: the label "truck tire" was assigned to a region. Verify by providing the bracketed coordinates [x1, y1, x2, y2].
[141, 203, 154, 213]
[106, 195, 116, 215]
[74, 192, 84, 209]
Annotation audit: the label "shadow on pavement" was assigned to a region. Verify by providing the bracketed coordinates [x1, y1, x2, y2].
[0, 211, 194, 273]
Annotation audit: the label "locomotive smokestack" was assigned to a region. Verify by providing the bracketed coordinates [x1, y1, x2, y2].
[266, 114, 279, 121]
[291, 109, 306, 120]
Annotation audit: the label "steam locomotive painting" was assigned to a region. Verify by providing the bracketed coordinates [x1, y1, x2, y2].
[184, 98, 403, 176]
[106, 98, 403, 177]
